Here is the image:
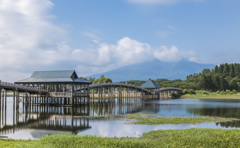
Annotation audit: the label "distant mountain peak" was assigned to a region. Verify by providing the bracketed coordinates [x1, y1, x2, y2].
[86, 60, 215, 82]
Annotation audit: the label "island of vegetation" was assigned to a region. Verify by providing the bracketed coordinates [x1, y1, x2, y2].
[108, 113, 240, 125]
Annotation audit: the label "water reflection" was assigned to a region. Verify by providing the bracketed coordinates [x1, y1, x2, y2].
[1, 98, 240, 139]
[0, 97, 147, 138]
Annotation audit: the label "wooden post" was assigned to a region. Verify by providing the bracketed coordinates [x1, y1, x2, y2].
[98, 87, 100, 103]
[0, 88, 2, 126]
[2, 91, 4, 125]
[0, 88, 1, 109]
[4, 91, 7, 126]
[13, 91, 15, 125]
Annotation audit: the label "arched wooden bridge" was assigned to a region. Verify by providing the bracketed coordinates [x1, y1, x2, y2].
[74, 83, 150, 94]
[74, 83, 183, 99]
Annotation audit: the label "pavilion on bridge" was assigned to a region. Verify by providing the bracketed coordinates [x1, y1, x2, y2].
[140, 78, 160, 90]
[15, 70, 91, 106]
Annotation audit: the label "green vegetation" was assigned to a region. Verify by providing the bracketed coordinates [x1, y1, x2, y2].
[179, 90, 240, 99]
[92, 75, 112, 83]
[80, 75, 112, 83]
[3, 129, 240, 147]
[110, 113, 239, 125]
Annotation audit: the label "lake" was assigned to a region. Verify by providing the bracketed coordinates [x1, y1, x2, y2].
[1, 97, 240, 139]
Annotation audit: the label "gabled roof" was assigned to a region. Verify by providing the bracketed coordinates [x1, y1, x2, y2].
[30, 70, 78, 78]
[15, 70, 91, 84]
[140, 79, 160, 89]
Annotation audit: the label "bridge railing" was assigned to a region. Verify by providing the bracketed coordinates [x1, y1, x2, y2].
[0, 80, 48, 93]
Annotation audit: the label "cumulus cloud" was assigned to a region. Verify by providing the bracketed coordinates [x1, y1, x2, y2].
[0, 0, 65, 80]
[0, 0, 197, 82]
[153, 46, 197, 62]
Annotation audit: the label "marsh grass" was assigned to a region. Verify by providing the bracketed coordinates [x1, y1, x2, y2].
[108, 113, 239, 125]
[2, 129, 240, 147]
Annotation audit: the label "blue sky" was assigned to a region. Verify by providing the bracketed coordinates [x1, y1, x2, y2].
[50, 0, 240, 63]
[0, 0, 239, 81]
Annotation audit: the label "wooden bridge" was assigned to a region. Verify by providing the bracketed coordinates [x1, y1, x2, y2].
[0, 80, 48, 94]
[75, 83, 183, 99]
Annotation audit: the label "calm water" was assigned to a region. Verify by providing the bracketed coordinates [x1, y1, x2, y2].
[1, 97, 240, 139]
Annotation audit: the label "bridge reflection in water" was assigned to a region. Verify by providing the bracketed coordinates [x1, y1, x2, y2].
[0, 95, 145, 137]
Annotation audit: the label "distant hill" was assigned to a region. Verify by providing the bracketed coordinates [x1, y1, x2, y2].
[86, 60, 215, 82]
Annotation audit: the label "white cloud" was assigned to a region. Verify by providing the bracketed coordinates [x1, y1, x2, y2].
[0, 0, 197, 82]
[0, 0, 65, 81]
[153, 46, 197, 62]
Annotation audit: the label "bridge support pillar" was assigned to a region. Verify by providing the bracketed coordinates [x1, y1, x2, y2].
[13, 91, 16, 126]
[0, 88, 1, 109]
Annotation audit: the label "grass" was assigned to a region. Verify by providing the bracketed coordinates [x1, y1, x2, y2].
[109, 113, 239, 125]
[179, 90, 240, 99]
[2, 128, 240, 147]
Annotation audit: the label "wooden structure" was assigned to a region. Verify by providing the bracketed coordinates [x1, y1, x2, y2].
[14, 70, 91, 106]
[77, 82, 183, 100]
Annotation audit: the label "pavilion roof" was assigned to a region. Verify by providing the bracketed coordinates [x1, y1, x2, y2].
[15, 70, 91, 84]
[140, 79, 160, 89]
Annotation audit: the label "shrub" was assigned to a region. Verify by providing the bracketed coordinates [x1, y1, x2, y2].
[226, 90, 232, 94]
[220, 91, 226, 95]
[233, 89, 238, 94]
[189, 89, 196, 94]
[202, 91, 208, 94]
[183, 89, 188, 94]
[216, 90, 220, 94]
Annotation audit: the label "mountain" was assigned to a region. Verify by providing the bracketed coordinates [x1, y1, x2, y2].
[86, 60, 215, 82]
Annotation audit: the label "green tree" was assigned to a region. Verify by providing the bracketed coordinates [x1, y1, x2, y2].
[214, 65, 219, 74]
[231, 79, 238, 91]
[234, 63, 240, 78]
[202, 69, 211, 75]
[219, 64, 224, 74]
[88, 77, 95, 83]
[220, 76, 228, 91]
[229, 64, 235, 78]
[93, 76, 112, 83]
[198, 75, 208, 90]
[213, 75, 220, 91]
[223, 63, 230, 77]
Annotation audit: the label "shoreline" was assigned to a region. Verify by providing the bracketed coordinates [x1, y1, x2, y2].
[180, 95, 240, 99]
[178, 91, 240, 99]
